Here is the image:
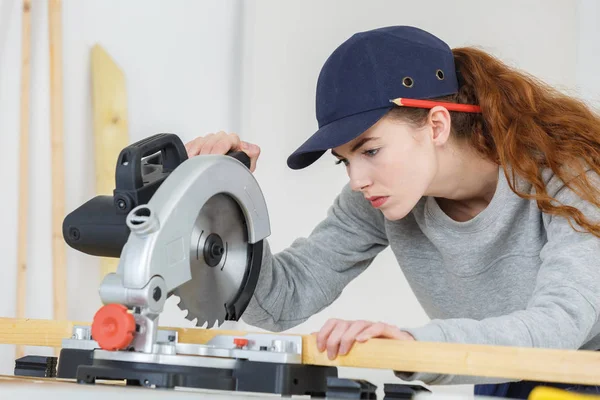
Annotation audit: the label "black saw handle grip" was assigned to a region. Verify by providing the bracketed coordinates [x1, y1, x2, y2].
[113, 133, 188, 213]
[226, 150, 251, 169]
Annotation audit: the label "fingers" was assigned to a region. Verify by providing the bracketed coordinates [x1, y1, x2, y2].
[355, 322, 406, 342]
[316, 318, 338, 352]
[325, 320, 351, 360]
[338, 320, 371, 356]
[185, 131, 237, 157]
[317, 319, 371, 360]
[184, 132, 260, 172]
[240, 141, 261, 172]
[316, 320, 413, 361]
[185, 134, 210, 157]
[213, 133, 241, 155]
[199, 131, 236, 155]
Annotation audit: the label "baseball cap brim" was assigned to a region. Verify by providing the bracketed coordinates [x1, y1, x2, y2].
[287, 106, 392, 169]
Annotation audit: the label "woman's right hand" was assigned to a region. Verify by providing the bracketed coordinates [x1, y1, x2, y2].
[185, 131, 261, 172]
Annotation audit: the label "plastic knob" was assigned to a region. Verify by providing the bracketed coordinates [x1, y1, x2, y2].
[91, 304, 136, 351]
[233, 338, 249, 348]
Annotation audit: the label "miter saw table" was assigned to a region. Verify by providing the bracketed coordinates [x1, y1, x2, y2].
[16, 133, 425, 399]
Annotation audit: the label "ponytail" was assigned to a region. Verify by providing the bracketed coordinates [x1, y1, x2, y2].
[390, 47, 600, 237]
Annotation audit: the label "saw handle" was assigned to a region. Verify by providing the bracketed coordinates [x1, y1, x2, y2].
[226, 150, 251, 169]
[115, 133, 187, 191]
[114, 133, 188, 214]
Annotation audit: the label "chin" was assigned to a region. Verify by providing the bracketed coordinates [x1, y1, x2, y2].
[381, 206, 411, 221]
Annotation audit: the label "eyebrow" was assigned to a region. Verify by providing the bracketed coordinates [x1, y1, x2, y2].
[331, 137, 379, 158]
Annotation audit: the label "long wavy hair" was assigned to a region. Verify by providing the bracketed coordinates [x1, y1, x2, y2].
[389, 47, 600, 237]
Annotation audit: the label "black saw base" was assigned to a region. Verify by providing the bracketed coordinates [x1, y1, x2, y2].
[55, 348, 357, 398]
[16, 349, 431, 399]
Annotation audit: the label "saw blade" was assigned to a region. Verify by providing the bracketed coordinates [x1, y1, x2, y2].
[174, 193, 250, 327]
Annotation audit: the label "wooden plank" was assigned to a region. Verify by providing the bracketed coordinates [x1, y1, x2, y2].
[1, 317, 599, 386]
[0, 317, 237, 348]
[48, 0, 67, 323]
[15, 0, 32, 359]
[0, 318, 81, 347]
[90, 44, 129, 278]
[303, 335, 600, 387]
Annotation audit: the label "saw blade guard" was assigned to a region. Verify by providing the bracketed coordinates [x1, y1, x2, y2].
[98, 151, 270, 324]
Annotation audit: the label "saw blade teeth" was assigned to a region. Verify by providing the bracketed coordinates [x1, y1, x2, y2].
[175, 297, 185, 310]
[196, 320, 208, 328]
[193, 319, 213, 328]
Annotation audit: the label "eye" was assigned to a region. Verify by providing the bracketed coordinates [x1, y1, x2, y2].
[334, 158, 349, 166]
[363, 148, 380, 157]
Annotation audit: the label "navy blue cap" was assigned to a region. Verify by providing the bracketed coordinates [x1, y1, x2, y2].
[287, 26, 459, 169]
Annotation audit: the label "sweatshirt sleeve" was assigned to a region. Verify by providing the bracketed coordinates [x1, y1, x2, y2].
[242, 183, 389, 332]
[398, 171, 600, 385]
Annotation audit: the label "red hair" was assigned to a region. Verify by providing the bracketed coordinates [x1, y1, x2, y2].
[390, 47, 600, 237]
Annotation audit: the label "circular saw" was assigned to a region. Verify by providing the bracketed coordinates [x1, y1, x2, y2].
[58, 134, 351, 399]
[62, 133, 270, 350]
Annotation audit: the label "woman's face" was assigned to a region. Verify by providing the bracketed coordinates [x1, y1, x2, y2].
[331, 109, 450, 220]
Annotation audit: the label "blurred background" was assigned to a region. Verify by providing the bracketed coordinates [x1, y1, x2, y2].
[0, 0, 598, 397]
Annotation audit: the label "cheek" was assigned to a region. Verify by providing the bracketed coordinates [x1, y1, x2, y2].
[380, 149, 433, 190]
[379, 146, 435, 220]
[404, 140, 437, 184]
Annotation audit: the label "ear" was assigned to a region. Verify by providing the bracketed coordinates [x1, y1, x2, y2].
[427, 106, 452, 146]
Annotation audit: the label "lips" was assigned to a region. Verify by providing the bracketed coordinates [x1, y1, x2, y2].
[367, 196, 388, 208]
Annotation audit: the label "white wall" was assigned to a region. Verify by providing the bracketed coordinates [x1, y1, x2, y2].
[0, 0, 597, 397]
[576, 0, 600, 108]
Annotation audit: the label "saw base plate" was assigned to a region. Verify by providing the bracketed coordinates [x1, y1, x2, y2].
[57, 348, 339, 397]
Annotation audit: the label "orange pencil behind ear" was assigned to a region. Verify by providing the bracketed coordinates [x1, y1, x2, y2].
[390, 97, 482, 113]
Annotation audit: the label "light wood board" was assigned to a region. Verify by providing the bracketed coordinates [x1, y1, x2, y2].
[15, 0, 32, 359]
[91, 44, 129, 278]
[48, 0, 67, 322]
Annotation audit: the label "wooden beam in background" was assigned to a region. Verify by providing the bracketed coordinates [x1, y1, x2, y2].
[48, 0, 67, 322]
[1, 317, 599, 386]
[16, 0, 32, 359]
[90, 44, 129, 278]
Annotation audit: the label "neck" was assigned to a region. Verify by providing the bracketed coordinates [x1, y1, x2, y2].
[428, 142, 499, 203]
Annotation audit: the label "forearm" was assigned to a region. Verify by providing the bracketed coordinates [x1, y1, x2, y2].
[242, 184, 389, 331]
[243, 235, 382, 331]
[242, 240, 333, 331]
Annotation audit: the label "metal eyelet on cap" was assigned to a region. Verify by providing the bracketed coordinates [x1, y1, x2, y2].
[436, 69, 445, 80]
[402, 77, 414, 88]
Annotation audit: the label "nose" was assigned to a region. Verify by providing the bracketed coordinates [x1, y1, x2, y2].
[348, 166, 371, 192]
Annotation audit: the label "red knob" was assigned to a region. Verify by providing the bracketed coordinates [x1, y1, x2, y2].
[233, 338, 249, 348]
[91, 304, 136, 351]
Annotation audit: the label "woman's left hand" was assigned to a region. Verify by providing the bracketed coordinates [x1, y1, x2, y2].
[315, 318, 415, 360]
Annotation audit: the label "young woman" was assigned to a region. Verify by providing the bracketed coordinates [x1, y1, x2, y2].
[185, 26, 600, 398]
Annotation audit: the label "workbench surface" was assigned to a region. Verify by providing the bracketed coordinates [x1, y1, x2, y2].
[0, 375, 299, 399]
[0, 375, 493, 399]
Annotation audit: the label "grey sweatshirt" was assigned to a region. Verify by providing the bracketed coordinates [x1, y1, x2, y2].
[242, 167, 600, 384]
